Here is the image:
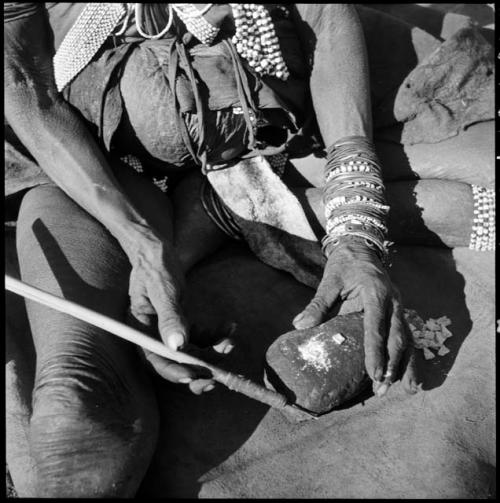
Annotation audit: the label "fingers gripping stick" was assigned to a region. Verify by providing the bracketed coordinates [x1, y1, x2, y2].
[5, 275, 288, 410]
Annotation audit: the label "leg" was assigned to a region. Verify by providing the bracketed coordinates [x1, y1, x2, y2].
[15, 183, 160, 497]
[377, 121, 495, 188]
[285, 120, 494, 248]
[170, 171, 229, 273]
[292, 180, 474, 249]
[290, 4, 493, 248]
[6, 229, 37, 496]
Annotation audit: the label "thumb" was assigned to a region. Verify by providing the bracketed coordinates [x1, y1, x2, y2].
[293, 283, 341, 330]
[154, 296, 189, 351]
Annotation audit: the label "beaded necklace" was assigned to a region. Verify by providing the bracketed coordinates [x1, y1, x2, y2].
[135, 3, 174, 40]
[171, 4, 220, 45]
[115, 3, 219, 43]
[230, 4, 290, 80]
[55, 3, 290, 90]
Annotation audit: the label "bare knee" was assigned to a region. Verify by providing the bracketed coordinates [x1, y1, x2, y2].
[30, 348, 158, 497]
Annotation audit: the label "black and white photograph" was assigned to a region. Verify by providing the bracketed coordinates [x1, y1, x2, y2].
[4, 2, 495, 498]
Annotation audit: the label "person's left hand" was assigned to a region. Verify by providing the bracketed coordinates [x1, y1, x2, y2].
[134, 318, 236, 395]
[292, 235, 419, 397]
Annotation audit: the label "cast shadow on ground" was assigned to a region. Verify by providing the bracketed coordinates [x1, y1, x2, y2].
[136, 240, 315, 498]
[361, 3, 474, 391]
[374, 132, 473, 392]
[137, 192, 473, 498]
[5, 5, 478, 496]
[136, 8, 475, 495]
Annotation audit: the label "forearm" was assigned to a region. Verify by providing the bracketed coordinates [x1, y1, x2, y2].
[293, 6, 388, 259]
[4, 10, 160, 261]
[5, 91, 155, 259]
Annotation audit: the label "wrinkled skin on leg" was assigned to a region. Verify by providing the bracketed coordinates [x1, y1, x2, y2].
[8, 4, 492, 494]
[16, 185, 159, 497]
[13, 168, 234, 497]
[113, 3, 490, 395]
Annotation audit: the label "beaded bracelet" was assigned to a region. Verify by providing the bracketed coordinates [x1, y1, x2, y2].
[322, 136, 390, 263]
[326, 221, 386, 243]
[325, 213, 388, 232]
[321, 233, 389, 261]
[325, 197, 390, 213]
[469, 185, 495, 251]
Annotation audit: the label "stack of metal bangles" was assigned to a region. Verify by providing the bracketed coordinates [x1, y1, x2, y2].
[321, 136, 390, 263]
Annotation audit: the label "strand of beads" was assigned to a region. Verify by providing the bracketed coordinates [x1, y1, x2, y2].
[53, 3, 128, 91]
[230, 4, 290, 80]
[200, 179, 242, 240]
[267, 152, 289, 178]
[114, 3, 134, 36]
[120, 154, 170, 193]
[322, 137, 390, 263]
[120, 154, 144, 173]
[469, 185, 495, 251]
[171, 4, 219, 45]
[152, 176, 169, 193]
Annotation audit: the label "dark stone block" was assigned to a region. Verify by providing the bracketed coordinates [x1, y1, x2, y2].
[265, 312, 368, 415]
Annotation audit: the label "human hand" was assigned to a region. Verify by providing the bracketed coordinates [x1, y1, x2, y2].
[128, 231, 189, 351]
[292, 236, 419, 397]
[126, 228, 237, 393]
[139, 323, 236, 395]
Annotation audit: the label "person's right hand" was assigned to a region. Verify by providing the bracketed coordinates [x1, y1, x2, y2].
[127, 232, 236, 393]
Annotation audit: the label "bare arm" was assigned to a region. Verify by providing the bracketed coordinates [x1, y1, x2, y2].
[4, 10, 155, 258]
[291, 5, 417, 395]
[4, 9, 192, 357]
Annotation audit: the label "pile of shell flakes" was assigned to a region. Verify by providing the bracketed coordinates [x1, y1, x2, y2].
[404, 309, 453, 360]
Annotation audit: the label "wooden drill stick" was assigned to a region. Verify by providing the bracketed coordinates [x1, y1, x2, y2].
[5, 274, 289, 410]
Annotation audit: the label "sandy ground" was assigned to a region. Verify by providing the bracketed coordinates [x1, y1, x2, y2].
[5, 3, 494, 499]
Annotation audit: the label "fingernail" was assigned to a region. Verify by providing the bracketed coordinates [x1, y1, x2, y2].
[294, 316, 312, 330]
[179, 377, 193, 384]
[167, 333, 185, 351]
[223, 344, 234, 354]
[204, 384, 215, 392]
[293, 313, 304, 324]
[376, 383, 389, 397]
